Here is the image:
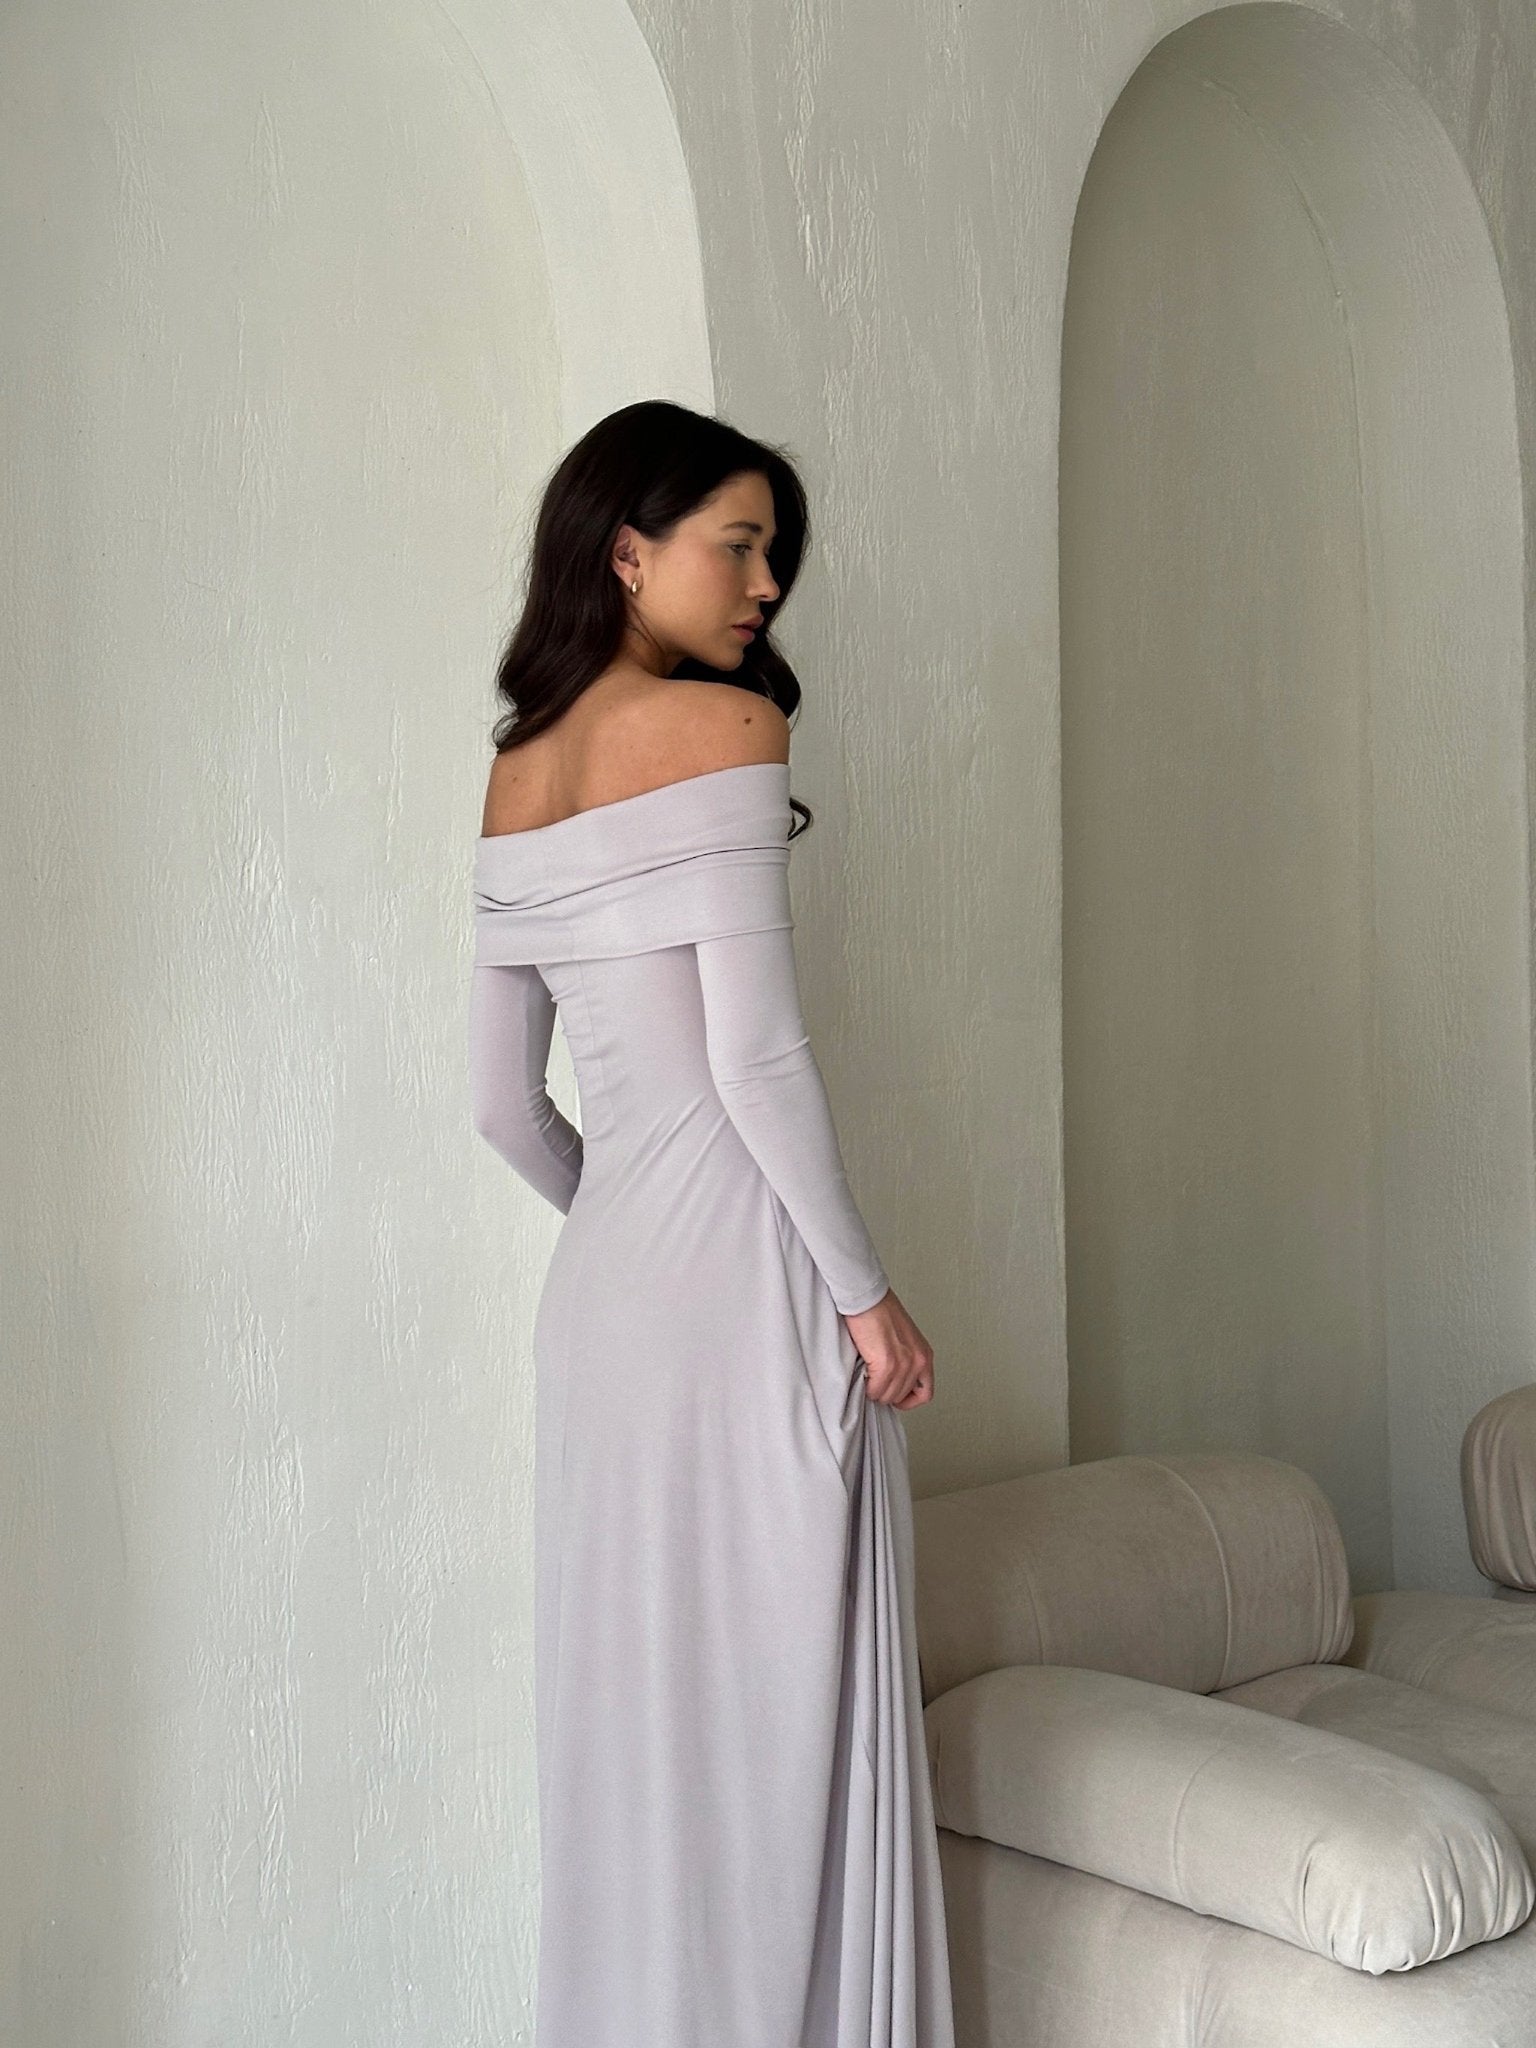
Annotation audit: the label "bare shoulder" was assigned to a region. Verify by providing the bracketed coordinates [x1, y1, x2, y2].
[481, 677, 790, 834]
[653, 680, 790, 771]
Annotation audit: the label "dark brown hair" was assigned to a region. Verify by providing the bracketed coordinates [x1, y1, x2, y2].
[491, 399, 814, 836]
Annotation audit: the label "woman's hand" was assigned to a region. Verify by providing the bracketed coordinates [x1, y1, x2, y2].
[843, 1288, 936, 1409]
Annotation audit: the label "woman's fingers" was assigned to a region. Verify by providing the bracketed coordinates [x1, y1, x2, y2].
[863, 1350, 935, 1407]
[847, 1291, 935, 1406]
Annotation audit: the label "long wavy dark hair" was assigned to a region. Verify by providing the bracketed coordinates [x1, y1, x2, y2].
[491, 399, 814, 837]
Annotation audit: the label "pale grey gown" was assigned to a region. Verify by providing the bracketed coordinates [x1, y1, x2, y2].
[468, 759, 955, 2048]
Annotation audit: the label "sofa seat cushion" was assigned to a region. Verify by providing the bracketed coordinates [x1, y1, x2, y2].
[925, 1663, 1534, 1974]
[1339, 1589, 1536, 1722]
[1216, 1656, 1536, 1857]
[938, 1829, 1536, 2048]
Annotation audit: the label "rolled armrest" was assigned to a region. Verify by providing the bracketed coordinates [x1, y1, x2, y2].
[925, 1663, 1534, 1974]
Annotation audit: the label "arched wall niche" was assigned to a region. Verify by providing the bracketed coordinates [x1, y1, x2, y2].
[432, 0, 714, 441]
[2, 0, 712, 2038]
[1061, 1, 1533, 1595]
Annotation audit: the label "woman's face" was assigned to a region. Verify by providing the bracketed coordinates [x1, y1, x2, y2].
[619, 470, 782, 675]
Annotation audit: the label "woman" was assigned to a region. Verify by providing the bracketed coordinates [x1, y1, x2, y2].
[469, 399, 955, 2047]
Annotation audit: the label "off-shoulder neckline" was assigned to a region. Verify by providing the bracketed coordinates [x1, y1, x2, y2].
[475, 759, 789, 843]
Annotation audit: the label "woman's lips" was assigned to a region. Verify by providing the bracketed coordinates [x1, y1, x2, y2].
[731, 625, 756, 639]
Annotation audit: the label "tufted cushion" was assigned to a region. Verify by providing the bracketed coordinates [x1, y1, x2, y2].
[1340, 1589, 1536, 1721]
[911, 1451, 1353, 1705]
[924, 1663, 1535, 1974]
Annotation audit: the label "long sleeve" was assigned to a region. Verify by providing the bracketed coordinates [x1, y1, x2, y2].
[694, 924, 891, 1316]
[468, 959, 584, 1215]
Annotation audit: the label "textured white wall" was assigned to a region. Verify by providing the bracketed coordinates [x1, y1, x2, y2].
[8, 0, 1536, 2037]
[1, 0, 708, 2039]
[629, 0, 1536, 1587]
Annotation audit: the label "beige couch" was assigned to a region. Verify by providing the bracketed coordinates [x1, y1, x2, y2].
[1344, 1385, 1536, 1752]
[912, 1449, 1536, 2046]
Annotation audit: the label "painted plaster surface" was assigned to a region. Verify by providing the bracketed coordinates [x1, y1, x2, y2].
[630, 0, 1536, 1596]
[3, 0, 705, 2038]
[1060, 15, 1529, 1599]
[7, 0, 1536, 2038]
